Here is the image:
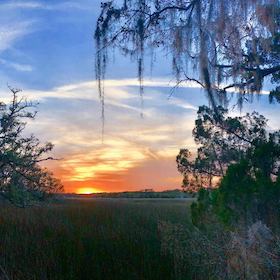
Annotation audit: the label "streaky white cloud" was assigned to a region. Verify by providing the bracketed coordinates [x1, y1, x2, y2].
[10, 79, 197, 189]
[12, 79, 276, 192]
[0, 20, 35, 52]
[53, 78, 270, 98]
[49, 2, 92, 11]
[0, 2, 43, 9]
[169, 97, 197, 111]
[0, 58, 33, 72]
[0, 1, 92, 11]
[19, 78, 201, 102]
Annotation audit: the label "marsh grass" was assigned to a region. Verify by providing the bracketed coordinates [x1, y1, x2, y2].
[0, 199, 192, 280]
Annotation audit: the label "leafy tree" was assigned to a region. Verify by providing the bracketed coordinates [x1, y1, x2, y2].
[177, 105, 267, 191]
[181, 106, 280, 229]
[0, 87, 63, 207]
[95, 0, 280, 111]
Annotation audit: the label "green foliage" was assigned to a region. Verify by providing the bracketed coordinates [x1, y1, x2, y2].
[190, 188, 214, 228]
[0, 88, 63, 207]
[212, 144, 280, 229]
[177, 105, 268, 191]
[8, 181, 33, 208]
[188, 109, 280, 230]
[269, 86, 280, 103]
[178, 105, 280, 230]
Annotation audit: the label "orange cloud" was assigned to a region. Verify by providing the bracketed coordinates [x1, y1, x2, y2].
[26, 79, 199, 193]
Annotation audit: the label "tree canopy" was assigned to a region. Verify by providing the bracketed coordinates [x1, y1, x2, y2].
[176, 105, 270, 191]
[191, 142, 280, 230]
[95, 0, 280, 111]
[0, 88, 63, 207]
[178, 106, 280, 229]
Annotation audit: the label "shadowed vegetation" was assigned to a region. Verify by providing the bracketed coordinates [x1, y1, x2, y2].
[0, 88, 63, 207]
[0, 199, 192, 280]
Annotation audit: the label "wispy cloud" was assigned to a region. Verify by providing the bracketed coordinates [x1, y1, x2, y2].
[0, 58, 33, 72]
[0, 2, 43, 9]
[2, 78, 277, 192]
[18, 78, 200, 101]
[0, 1, 92, 11]
[0, 21, 35, 52]
[9, 79, 198, 191]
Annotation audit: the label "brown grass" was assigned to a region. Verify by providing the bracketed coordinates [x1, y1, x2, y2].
[0, 199, 192, 280]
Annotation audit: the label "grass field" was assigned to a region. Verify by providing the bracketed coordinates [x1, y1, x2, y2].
[0, 199, 192, 280]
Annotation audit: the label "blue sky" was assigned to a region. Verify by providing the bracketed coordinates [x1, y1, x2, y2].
[0, 0, 279, 193]
[0, 0, 99, 89]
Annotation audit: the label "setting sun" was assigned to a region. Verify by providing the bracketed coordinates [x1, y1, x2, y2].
[76, 188, 101, 194]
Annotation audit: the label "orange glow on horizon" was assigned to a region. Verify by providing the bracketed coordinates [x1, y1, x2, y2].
[53, 156, 182, 193]
[76, 187, 102, 194]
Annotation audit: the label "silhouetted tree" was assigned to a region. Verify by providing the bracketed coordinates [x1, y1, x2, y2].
[177, 105, 268, 191]
[0, 87, 63, 207]
[191, 143, 280, 230]
[180, 106, 280, 229]
[95, 0, 280, 112]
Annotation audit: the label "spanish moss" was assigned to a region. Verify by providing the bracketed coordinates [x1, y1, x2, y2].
[95, 0, 280, 123]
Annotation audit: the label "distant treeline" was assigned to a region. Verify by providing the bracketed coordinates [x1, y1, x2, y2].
[63, 189, 193, 199]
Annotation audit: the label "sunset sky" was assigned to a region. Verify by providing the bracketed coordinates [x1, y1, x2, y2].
[0, 0, 279, 193]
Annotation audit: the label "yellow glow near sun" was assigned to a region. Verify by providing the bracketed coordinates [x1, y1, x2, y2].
[76, 188, 101, 194]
